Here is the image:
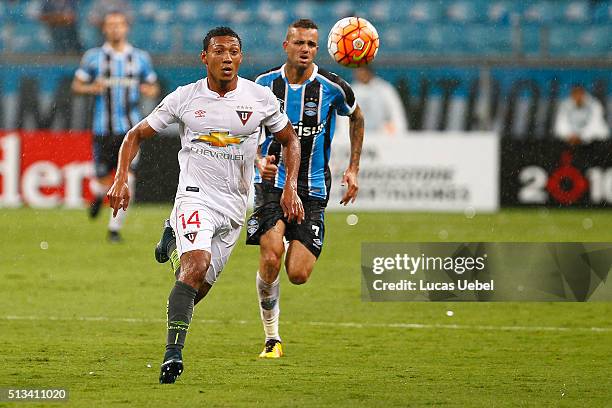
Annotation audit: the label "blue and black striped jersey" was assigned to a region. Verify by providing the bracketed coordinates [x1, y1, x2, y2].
[75, 43, 157, 137]
[254, 64, 356, 201]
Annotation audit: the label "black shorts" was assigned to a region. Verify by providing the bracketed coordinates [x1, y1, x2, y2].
[246, 183, 326, 258]
[92, 134, 139, 178]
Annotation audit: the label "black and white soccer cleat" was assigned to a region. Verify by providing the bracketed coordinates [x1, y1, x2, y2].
[159, 350, 183, 384]
[155, 219, 175, 263]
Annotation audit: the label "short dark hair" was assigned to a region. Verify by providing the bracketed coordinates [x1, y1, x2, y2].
[203, 26, 242, 51]
[103, 11, 131, 25]
[289, 19, 318, 30]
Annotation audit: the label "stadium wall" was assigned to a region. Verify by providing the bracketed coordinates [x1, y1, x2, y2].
[0, 63, 610, 139]
[3, 130, 611, 209]
[501, 140, 612, 208]
[0, 58, 610, 210]
[328, 133, 499, 212]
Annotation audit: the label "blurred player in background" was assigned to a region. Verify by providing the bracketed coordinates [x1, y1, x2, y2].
[554, 84, 609, 145]
[72, 11, 159, 242]
[108, 27, 303, 383]
[351, 66, 408, 136]
[155, 18, 365, 359]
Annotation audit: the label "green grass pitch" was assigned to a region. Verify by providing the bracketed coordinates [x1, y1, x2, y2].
[1, 206, 611, 407]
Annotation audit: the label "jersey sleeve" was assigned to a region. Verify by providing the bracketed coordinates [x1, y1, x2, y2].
[255, 74, 271, 88]
[74, 49, 97, 82]
[145, 89, 180, 132]
[262, 87, 289, 134]
[332, 75, 357, 117]
[139, 51, 158, 84]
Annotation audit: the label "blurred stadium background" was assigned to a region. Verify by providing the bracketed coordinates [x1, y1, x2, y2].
[1, 0, 610, 206]
[1, 0, 611, 56]
[1, 0, 611, 406]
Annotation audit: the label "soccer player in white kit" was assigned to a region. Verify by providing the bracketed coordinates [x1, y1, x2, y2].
[107, 27, 304, 384]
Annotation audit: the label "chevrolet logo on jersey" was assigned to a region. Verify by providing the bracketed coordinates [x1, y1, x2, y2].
[192, 131, 247, 147]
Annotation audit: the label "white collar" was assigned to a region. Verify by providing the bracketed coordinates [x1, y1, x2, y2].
[202, 76, 242, 98]
[102, 42, 134, 56]
[281, 63, 318, 85]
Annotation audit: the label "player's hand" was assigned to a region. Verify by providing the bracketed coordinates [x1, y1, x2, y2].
[106, 179, 130, 217]
[280, 185, 304, 224]
[90, 79, 107, 95]
[340, 167, 359, 205]
[140, 83, 158, 98]
[256, 155, 278, 180]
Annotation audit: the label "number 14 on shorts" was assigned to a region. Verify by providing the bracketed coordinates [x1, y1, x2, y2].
[179, 211, 201, 229]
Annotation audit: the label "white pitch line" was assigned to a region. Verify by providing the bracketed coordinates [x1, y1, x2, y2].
[2, 315, 610, 333]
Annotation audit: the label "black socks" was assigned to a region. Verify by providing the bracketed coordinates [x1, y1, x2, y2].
[166, 280, 198, 351]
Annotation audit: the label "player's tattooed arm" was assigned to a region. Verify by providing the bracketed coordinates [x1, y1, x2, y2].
[272, 122, 304, 223]
[341, 104, 364, 205]
[107, 120, 157, 216]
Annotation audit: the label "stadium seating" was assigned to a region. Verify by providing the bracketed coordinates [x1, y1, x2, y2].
[7, 22, 53, 54]
[523, 1, 565, 25]
[562, 1, 591, 24]
[549, 24, 612, 57]
[445, 0, 485, 24]
[520, 24, 542, 56]
[0, 0, 610, 58]
[465, 24, 513, 56]
[79, 24, 101, 51]
[138, 0, 175, 24]
[4, 0, 40, 23]
[130, 23, 175, 54]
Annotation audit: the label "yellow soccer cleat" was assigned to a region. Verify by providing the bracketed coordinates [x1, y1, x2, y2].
[259, 339, 283, 358]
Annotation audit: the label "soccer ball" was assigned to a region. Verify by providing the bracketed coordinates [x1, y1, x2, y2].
[327, 17, 379, 68]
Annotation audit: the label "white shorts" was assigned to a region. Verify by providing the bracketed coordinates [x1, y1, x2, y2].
[170, 200, 242, 286]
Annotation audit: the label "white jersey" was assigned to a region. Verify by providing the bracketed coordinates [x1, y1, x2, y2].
[146, 77, 288, 224]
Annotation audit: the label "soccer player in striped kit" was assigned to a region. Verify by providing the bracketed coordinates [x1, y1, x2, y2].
[246, 19, 365, 357]
[72, 11, 159, 242]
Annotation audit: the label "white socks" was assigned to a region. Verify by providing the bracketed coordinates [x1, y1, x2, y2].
[256, 272, 281, 341]
[108, 206, 127, 232]
[89, 178, 107, 198]
[108, 173, 135, 232]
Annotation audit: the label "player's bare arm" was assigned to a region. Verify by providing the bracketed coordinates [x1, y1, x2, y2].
[341, 104, 364, 205]
[140, 82, 160, 98]
[272, 122, 304, 223]
[107, 120, 156, 216]
[71, 77, 106, 95]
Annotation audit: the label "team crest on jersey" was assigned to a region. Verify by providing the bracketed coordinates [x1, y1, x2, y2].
[185, 232, 198, 244]
[236, 110, 253, 126]
[194, 109, 206, 118]
[304, 101, 317, 117]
